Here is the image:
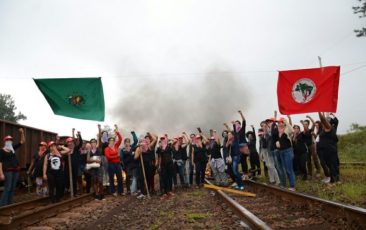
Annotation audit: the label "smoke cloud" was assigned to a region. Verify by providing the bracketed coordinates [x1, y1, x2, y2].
[112, 66, 251, 137]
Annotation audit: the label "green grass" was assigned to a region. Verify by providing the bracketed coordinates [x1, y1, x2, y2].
[294, 168, 366, 206]
[189, 190, 204, 198]
[338, 128, 366, 162]
[186, 212, 211, 222]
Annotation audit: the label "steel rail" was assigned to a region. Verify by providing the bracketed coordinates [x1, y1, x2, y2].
[205, 179, 272, 230]
[245, 180, 366, 228]
[0, 193, 94, 229]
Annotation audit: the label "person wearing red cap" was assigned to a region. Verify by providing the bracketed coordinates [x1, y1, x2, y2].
[134, 132, 158, 198]
[27, 141, 49, 196]
[156, 136, 174, 199]
[64, 129, 83, 196]
[43, 141, 70, 203]
[172, 136, 187, 188]
[275, 117, 296, 190]
[0, 128, 25, 207]
[208, 130, 228, 186]
[191, 129, 208, 188]
[259, 121, 280, 185]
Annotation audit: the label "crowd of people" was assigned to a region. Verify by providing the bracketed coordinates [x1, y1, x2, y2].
[0, 110, 340, 206]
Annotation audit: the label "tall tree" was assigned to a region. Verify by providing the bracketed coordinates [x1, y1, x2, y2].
[0, 94, 27, 123]
[353, 0, 366, 37]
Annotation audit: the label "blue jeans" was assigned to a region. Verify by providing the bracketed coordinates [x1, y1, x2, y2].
[0, 171, 19, 207]
[108, 163, 123, 194]
[232, 155, 244, 187]
[272, 150, 286, 187]
[173, 161, 186, 186]
[279, 148, 296, 188]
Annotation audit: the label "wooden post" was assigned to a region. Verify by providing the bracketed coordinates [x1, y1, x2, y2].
[68, 154, 74, 198]
[139, 152, 150, 199]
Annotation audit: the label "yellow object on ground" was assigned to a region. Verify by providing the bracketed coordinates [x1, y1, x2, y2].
[204, 184, 256, 197]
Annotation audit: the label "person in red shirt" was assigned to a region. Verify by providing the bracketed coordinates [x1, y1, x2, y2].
[104, 125, 123, 196]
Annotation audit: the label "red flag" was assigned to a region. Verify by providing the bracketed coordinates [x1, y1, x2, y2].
[277, 66, 340, 115]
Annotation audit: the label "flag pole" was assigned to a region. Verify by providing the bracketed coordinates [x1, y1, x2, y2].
[318, 56, 330, 117]
[139, 150, 150, 199]
[318, 56, 322, 68]
[68, 154, 74, 198]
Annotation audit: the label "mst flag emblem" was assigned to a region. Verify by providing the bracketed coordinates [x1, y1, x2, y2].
[292, 78, 317, 104]
[68, 94, 86, 106]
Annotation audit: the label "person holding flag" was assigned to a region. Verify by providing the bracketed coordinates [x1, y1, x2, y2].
[317, 112, 339, 184]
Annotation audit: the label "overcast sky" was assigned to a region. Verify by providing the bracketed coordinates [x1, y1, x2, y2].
[0, 0, 365, 139]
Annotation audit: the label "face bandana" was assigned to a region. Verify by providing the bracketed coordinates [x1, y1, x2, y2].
[235, 123, 241, 133]
[161, 139, 168, 149]
[4, 141, 15, 153]
[209, 140, 215, 149]
[102, 132, 109, 143]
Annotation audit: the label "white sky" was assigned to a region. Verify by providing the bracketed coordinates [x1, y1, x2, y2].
[0, 0, 365, 139]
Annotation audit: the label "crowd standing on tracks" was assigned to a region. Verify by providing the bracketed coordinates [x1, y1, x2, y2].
[0, 110, 340, 205]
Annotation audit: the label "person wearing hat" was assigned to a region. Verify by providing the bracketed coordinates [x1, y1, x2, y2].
[230, 110, 247, 190]
[120, 131, 138, 195]
[156, 136, 174, 199]
[104, 125, 123, 196]
[86, 139, 104, 200]
[43, 141, 70, 203]
[267, 110, 286, 187]
[259, 121, 280, 185]
[208, 131, 228, 186]
[64, 129, 83, 196]
[0, 128, 25, 207]
[172, 136, 187, 189]
[27, 141, 49, 196]
[275, 117, 296, 190]
[191, 129, 208, 188]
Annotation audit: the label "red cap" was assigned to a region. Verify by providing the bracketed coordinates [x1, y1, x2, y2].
[48, 141, 56, 147]
[39, 141, 47, 146]
[66, 137, 74, 143]
[3, 135, 13, 141]
[277, 117, 286, 122]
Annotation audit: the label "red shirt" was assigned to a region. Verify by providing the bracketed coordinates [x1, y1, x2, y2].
[104, 132, 122, 164]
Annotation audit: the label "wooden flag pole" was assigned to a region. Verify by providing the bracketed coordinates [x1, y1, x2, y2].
[204, 184, 256, 197]
[318, 56, 331, 117]
[68, 154, 74, 198]
[139, 149, 150, 199]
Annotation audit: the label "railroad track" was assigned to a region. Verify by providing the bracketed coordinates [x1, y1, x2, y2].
[0, 193, 94, 229]
[206, 178, 366, 229]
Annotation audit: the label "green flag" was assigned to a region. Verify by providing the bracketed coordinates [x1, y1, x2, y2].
[34, 77, 105, 121]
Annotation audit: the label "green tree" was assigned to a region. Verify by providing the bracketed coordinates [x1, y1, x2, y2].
[353, 0, 366, 37]
[0, 94, 27, 122]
